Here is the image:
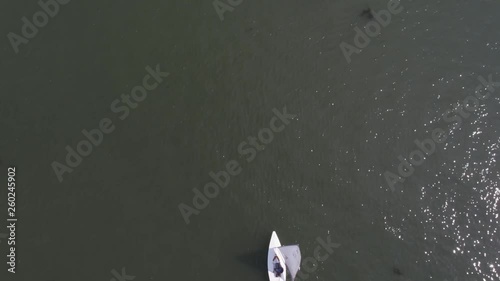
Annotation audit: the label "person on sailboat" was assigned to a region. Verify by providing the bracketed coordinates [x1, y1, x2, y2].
[273, 255, 284, 277]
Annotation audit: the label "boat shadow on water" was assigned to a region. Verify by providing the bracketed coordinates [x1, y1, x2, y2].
[236, 237, 269, 280]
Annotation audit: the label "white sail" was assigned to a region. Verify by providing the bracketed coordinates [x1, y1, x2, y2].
[277, 245, 301, 280]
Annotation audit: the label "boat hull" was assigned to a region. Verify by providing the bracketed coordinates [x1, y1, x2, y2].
[268, 231, 286, 281]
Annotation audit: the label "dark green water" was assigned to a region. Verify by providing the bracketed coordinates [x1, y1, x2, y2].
[1, 0, 500, 281]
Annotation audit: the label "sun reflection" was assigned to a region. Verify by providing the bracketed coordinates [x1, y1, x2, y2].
[384, 88, 500, 280]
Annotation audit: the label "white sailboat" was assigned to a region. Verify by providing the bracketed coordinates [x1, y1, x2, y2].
[268, 231, 301, 281]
